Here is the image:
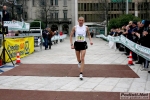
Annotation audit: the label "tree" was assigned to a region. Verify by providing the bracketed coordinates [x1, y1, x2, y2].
[36, 0, 52, 27]
[30, 19, 46, 29]
[96, 0, 109, 22]
[108, 14, 141, 31]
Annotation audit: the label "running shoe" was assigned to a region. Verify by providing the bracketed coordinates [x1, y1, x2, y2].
[79, 74, 83, 80]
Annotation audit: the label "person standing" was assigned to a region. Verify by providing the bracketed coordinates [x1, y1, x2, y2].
[47, 28, 56, 49]
[90, 30, 94, 38]
[137, 31, 150, 72]
[42, 28, 49, 50]
[70, 17, 93, 80]
[2, 5, 10, 22]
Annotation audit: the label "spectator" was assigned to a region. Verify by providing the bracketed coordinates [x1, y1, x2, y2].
[15, 30, 20, 36]
[108, 20, 150, 73]
[42, 28, 49, 50]
[90, 30, 94, 38]
[135, 21, 144, 64]
[131, 21, 138, 61]
[2, 5, 10, 22]
[47, 28, 56, 49]
[123, 25, 130, 55]
[110, 28, 117, 36]
[109, 29, 114, 36]
[138, 31, 150, 70]
[55, 30, 59, 44]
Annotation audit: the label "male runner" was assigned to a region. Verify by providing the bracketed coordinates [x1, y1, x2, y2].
[70, 17, 93, 80]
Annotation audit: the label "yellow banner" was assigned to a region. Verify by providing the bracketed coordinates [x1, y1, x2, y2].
[4, 37, 34, 62]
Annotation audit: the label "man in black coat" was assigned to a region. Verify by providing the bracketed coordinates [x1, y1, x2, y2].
[138, 31, 150, 72]
[2, 5, 10, 22]
[135, 21, 144, 64]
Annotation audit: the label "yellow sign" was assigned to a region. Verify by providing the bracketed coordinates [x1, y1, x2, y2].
[4, 37, 34, 62]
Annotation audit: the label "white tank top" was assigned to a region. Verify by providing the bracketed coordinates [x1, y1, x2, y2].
[75, 25, 86, 42]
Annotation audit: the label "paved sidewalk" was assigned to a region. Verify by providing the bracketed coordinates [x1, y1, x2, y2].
[0, 37, 150, 93]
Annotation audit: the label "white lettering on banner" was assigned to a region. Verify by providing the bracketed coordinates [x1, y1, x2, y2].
[135, 44, 150, 55]
[121, 35, 126, 44]
[108, 36, 120, 42]
[4, 21, 23, 28]
[3, 21, 30, 31]
[126, 39, 135, 47]
[99, 34, 150, 61]
[4, 21, 17, 24]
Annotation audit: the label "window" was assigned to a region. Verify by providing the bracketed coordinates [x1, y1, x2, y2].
[50, 13, 54, 19]
[87, 3, 89, 11]
[24, 12, 28, 19]
[89, 14, 91, 22]
[84, 14, 87, 21]
[63, 10, 67, 19]
[55, 0, 58, 5]
[41, 0, 45, 6]
[64, 0, 67, 6]
[23, 0, 27, 5]
[50, 0, 53, 6]
[149, 2, 150, 10]
[95, 3, 98, 11]
[55, 12, 58, 19]
[92, 3, 95, 11]
[81, 3, 84, 11]
[32, 0, 35, 6]
[111, 3, 113, 11]
[132, 3, 134, 10]
[78, 3, 81, 11]
[78, 14, 81, 18]
[89, 3, 91, 11]
[84, 3, 86, 11]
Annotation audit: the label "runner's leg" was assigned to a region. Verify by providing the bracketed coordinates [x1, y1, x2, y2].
[80, 50, 86, 73]
[75, 50, 81, 63]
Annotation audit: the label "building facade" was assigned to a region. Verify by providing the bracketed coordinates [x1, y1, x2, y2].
[78, 0, 150, 26]
[17, 0, 78, 34]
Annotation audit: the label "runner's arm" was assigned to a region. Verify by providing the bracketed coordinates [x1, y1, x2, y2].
[70, 27, 75, 46]
[86, 26, 92, 42]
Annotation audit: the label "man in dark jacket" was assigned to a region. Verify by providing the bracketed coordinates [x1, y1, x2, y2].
[90, 30, 94, 38]
[42, 28, 49, 50]
[2, 5, 10, 22]
[138, 31, 150, 72]
[135, 21, 144, 64]
[131, 21, 138, 61]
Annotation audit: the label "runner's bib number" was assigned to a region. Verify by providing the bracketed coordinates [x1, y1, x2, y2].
[77, 36, 85, 42]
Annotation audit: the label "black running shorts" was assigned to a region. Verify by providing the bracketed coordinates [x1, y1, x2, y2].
[74, 41, 88, 51]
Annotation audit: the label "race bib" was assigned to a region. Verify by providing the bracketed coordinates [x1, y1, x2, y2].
[77, 35, 85, 42]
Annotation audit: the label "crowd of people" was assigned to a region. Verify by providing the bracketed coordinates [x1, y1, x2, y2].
[109, 20, 150, 73]
[42, 27, 62, 50]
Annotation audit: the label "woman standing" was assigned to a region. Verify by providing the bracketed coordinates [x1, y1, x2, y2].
[47, 28, 56, 49]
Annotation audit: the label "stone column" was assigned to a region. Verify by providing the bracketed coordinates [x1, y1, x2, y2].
[75, 0, 78, 25]
[135, 0, 138, 17]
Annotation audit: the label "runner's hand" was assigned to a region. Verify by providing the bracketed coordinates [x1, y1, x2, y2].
[71, 45, 74, 49]
[90, 42, 93, 45]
